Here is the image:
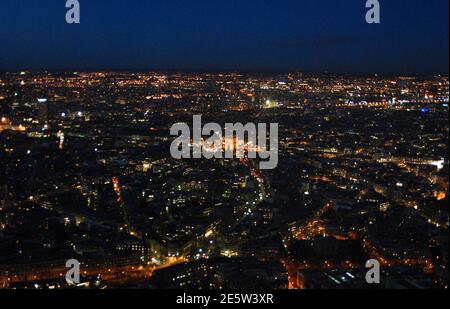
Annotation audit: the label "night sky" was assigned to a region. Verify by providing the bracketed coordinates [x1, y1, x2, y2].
[0, 0, 448, 73]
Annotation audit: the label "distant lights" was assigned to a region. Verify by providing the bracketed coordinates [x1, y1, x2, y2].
[432, 159, 445, 171]
[437, 192, 446, 201]
[37, 98, 48, 103]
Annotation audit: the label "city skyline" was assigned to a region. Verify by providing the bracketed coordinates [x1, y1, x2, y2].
[1, 71, 448, 289]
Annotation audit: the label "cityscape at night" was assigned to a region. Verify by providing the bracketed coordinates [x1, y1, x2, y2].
[0, 0, 449, 295]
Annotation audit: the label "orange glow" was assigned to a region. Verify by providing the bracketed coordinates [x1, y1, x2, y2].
[204, 229, 214, 238]
[112, 177, 122, 203]
[112, 177, 120, 191]
[437, 192, 446, 201]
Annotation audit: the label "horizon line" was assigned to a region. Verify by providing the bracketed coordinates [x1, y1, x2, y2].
[0, 68, 448, 77]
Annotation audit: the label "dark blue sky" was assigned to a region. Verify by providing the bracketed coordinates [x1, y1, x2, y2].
[0, 0, 448, 73]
